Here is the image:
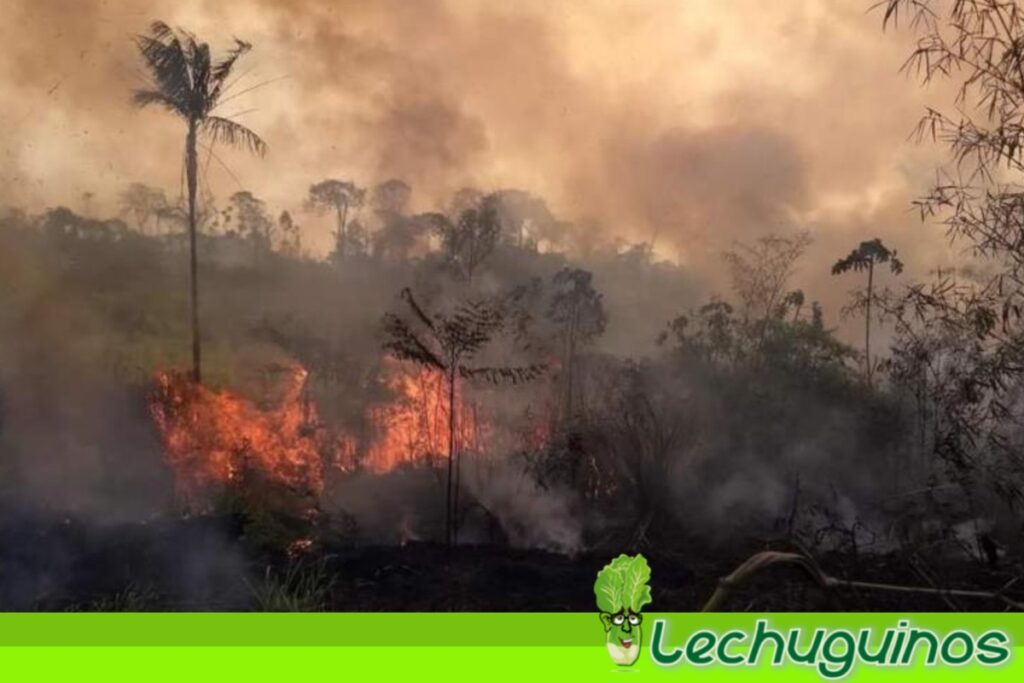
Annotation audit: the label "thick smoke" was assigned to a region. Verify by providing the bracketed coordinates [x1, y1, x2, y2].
[0, 1, 953, 294]
[0, 0, 981, 598]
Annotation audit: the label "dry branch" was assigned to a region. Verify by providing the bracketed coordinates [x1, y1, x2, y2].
[701, 550, 1024, 612]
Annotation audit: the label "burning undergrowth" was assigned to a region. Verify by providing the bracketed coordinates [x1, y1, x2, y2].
[146, 357, 575, 553]
[148, 364, 344, 507]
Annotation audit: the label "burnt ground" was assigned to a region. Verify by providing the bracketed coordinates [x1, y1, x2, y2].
[1, 510, 1021, 611]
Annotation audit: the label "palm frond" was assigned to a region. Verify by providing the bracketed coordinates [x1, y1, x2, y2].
[190, 41, 212, 114]
[209, 39, 253, 104]
[132, 88, 186, 116]
[147, 20, 175, 42]
[134, 27, 192, 115]
[202, 116, 268, 156]
[213, 75, 291, 110]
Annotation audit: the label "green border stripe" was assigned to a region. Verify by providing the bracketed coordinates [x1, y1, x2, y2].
[0, 613, 1021, 646]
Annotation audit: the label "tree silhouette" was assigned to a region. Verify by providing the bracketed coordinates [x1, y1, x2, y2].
[724, 232, 812, 325]
[119, 183, 169, 234]
[307, 179, 365, 261]
[874, 1, 1024, 504]
[222, 190, 273, 256]
[278, 210, 302, 258]
[723, 232, 812, 363]
[372, 214, 422, 262]
[133, 20, 267, 382]
[831, 238, 903, 388]
[546, 267, 607, 422]
[490, 189, 555, 249]
[381, 288, 544, 545]
[370, 179, 419, 262]
[435, 194, 501, 282]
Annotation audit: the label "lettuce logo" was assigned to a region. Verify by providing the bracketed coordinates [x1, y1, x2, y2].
[594, 553, 652, 666]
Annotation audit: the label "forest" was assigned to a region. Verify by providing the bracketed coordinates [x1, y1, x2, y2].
[3, 1, 1024, 611]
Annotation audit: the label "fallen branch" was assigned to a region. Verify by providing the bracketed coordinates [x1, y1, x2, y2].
[701, 551, 1024, 612]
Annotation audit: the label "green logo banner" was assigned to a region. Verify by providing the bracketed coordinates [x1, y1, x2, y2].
[0, 614, 1019, 681]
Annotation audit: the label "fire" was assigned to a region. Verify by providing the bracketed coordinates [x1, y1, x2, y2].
[149, 359, 544, 506]
[361, 363, 478, 472]
[149, 364, 349, 506]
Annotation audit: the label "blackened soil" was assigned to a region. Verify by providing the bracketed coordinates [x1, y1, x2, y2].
[1, 511, 1020, 612]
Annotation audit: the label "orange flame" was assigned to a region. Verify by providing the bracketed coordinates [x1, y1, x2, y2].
[149, 364, 351, 506]
[361, 363, 478, 472]
[149, 360, 544, 505]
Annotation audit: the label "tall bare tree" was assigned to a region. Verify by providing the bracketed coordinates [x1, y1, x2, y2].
[133, 21, 267, 382]
[832, 238, 903, 388]
[547, 267, 607, 422]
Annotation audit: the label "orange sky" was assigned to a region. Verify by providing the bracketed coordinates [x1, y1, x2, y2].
[0, 0, 959, 296]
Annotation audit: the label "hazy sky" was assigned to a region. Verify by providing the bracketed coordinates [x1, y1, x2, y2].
[0, 0, 959, 299]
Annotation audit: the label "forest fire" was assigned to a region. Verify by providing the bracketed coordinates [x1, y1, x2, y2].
[11, 0, 1024, 619]
[362, 363, 480, 472]
[149, 364, 340, 506]
[149, 361, 497, 504]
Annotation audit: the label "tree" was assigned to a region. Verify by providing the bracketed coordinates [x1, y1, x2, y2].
[723, 232, 812, 324]
[39, 206, 130, 243]
[222, 190, 273, 256]
[133, 20, 267, 383]
[831, 238, 903, 388]
[372, 214, 422, 262]
[343, 219, 369, 259]
[370, 179, 419, 262]
[153, 201, 188, 234]
[372, 178, 412, 215]
[306, 179, 365, 261]
[278, 210, 301, 258]
[546, 267, 607, 422]
[435, 194, 501, 282]
[490, 189, 555, 249]
[722, 232, 812, 362]
[381, 288, 544, 545]
[877, 1, 1024, 507]
[119, 183, 169, 234]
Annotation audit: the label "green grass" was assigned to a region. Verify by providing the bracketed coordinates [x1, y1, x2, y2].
[245, 558, 336, 612]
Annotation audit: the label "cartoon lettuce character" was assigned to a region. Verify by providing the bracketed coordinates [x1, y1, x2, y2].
[594, 553, 652, 666]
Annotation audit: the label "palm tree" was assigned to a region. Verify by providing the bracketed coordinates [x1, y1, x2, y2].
[832, 238, 903, 388]
[133, 21, 267, 382]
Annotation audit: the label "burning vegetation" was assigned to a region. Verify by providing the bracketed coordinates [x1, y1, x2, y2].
[362, 362, 479, 473]
[148, 359, 492, 502]
[148, 364, 335, 506]
[7, 3, 1024, 611]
